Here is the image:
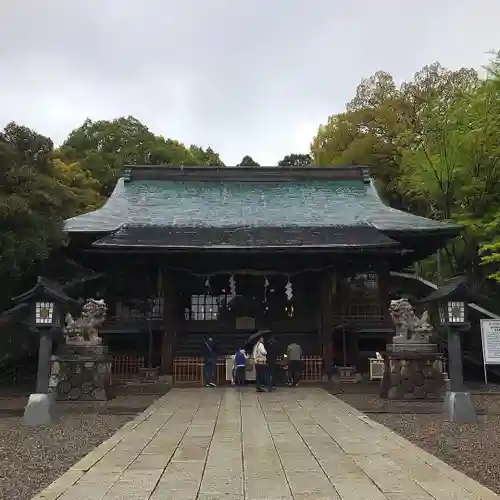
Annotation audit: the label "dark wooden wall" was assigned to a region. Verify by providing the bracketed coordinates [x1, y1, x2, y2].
[81, 253, 394, 374]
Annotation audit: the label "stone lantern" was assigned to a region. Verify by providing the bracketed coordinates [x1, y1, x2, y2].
[420, 276, 476, 424]
[11, 277, 79, 426]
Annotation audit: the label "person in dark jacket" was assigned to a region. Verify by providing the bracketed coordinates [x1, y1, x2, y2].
[266, 336, 278, 390]
[286, 342, 303, 387]
[234, 348, 248, 386]
[203, 336, 217, 387]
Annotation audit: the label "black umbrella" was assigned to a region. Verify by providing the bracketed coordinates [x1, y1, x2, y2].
[244, 329, 272, 348]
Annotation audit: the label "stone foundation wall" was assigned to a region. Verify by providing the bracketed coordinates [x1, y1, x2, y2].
[380, 352, 444, 400]
[49, 342, 111, 401]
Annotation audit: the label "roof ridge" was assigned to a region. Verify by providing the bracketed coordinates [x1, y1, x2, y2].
[122, 165, 371, 182]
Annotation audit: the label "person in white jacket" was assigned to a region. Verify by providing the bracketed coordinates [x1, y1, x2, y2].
[252, 335, 268, 392]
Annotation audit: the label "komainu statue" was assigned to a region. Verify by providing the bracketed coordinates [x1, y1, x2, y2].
[389, 298, 433, 343]
[64, 298, 108, 343]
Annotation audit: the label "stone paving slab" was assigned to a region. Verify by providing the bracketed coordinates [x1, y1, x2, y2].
[31, 387, 500, 500]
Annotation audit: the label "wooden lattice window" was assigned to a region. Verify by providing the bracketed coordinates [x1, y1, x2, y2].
[347, 272, 378, 293]
[333, 271, 382, 321]
[187, 294, 226, 321]
[116, 297, 164, 319]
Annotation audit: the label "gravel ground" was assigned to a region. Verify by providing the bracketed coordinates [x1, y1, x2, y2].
[370, 413, 500, 495]
[0, 388, 166, 500]
[333, 383, 500, 495]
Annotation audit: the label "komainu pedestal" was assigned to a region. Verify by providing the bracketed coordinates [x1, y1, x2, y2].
[49, 297, 112, 401]
[380, 298, 445, 400]
[380, 347, 445, 400]
[49, 340, 112, 401]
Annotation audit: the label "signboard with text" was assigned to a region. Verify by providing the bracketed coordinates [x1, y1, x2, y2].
[480, 319, 500, 364]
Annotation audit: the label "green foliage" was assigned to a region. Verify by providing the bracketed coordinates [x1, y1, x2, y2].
[0, 124, 77, 303]
[237, 155, 260, 166]
[311, 53, 500, 286]
[58, 116, 225, 195]
[189, 145, 225, 167]
[278, 153, 312, 167]
[311, 72, 403, 204]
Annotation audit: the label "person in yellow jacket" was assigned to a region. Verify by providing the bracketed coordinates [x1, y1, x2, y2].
[252, 335, 268, 392]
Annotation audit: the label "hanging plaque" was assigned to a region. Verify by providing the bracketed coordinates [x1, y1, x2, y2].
[236, 316, 255, 330]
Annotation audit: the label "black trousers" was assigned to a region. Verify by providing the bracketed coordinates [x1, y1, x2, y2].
[235, 366, 246, 385]
[268, 362, 278, 386]
[288, 360, 302, 385]
[204, 359, 216, 384]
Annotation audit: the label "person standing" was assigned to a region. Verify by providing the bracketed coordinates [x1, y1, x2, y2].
[234, 348, 248, 386]
[286, 342, 303, 387]
[203, 336, 217, 387]
[252, 335, 268, 392]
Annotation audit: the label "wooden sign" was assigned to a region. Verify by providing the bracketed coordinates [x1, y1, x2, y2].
[235, 316, 255, 330]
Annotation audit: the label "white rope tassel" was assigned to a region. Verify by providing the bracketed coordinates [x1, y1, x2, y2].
[285, 277, 293, 301]
[229, 275, 236, 297]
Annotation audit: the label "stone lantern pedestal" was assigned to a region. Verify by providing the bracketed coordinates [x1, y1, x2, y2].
[49, 339, 112, 401]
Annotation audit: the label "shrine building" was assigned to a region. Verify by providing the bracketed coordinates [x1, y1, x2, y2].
[63, 165, 461, 380]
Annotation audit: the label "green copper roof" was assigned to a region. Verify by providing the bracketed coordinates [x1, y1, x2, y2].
[64, 170, 459, 235]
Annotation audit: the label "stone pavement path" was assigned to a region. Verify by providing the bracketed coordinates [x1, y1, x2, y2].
[32, 387, 500, 500]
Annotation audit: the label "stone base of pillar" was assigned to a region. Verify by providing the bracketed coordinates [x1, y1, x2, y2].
[444, 391, 477, 424]
[23, 393, 60, 426]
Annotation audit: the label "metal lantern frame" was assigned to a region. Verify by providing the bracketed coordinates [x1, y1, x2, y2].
[34, 300, 57, 327]
[11, 277, 79, 331]
[420, 276, 471, 328]
[438, 299, 467, 327]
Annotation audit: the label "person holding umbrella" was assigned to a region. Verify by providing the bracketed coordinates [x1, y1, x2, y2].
[252, 334, 268, 392]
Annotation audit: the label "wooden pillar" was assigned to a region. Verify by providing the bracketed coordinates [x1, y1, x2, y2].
[320, 271, 334, 379]
[377, 262, 392, 343]
[161, 269, 177, 375]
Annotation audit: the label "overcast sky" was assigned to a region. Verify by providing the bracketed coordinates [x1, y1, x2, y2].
[1, 1, 499, 165]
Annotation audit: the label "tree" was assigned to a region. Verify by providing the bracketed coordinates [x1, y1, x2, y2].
[237, 155, 260, 166]
[59, 116, 226, 194]
[396, 62, 499, 282]
[310, 71, 404, 203]
[469, 54, 500, 282]
[52, 158, 103, 214]
[278, 153, 312, 167]
[0, 123, 79, 306]
[311, 63, 480, 209]
[189, 146, 225, 166]
[59, 116, 155, 193]
[310, 60, 496, 284]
